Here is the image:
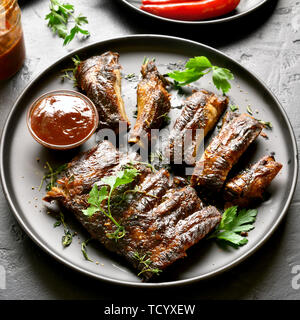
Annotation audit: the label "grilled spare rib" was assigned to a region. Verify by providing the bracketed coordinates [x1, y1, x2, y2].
[191, 112, 263, 197]
[76, 51, 130, 132]
[128, 59, 171, 147]
[165, 90, 228, 165]
[44, 141, 221, 280]
[224, 155, 282, 208]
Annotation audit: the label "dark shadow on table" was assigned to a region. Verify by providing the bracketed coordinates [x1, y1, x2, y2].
[100, 0, 279, 49]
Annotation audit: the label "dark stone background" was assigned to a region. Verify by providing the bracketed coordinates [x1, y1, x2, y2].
[0, 0, 299, 299]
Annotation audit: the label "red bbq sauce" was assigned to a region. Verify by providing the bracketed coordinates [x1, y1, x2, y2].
[28, 92, 98, 149]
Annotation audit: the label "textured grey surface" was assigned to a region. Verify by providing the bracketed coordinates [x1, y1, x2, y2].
[0, 0, 299, 300]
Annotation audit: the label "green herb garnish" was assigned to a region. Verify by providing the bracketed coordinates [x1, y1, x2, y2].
[259, 120, 272, 129]
[157, 112, 171, 125]
[247, 105, 253, 115]
[133, 252, 162, 277]
[81, 239, 93, 262]
[123, 160, 156, 173]
[60, 55, 81, 85]
[54, 212, 75, 247]
[39, 162, 68, 191]
[208, 206, 258, 246]
[150, 151, 164, 163]
[125, 73, 136, 80]
[45, 0, 90, 46]
[168, 56, 234, 94]
[82, 168, 140, 240]
[230, 105, 239, 112]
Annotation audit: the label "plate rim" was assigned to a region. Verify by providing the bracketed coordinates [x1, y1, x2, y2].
[0, 34, 298, 288]
[119, 0, 271, 25]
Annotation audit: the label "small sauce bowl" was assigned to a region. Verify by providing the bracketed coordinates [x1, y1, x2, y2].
[27, 90, 98, 150]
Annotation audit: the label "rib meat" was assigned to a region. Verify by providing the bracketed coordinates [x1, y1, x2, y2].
[224, 155, 282, 208]
[165, 90, 228, 165]
[128, 59, 171, 147]
[44, 141, 221, 280]
[191, 112, 263, 197]
[76, 51, 130, 132]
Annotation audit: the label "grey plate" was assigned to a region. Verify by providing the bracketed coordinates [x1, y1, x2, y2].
[120, 0, 270, 24]
[0, 35, 298, 287]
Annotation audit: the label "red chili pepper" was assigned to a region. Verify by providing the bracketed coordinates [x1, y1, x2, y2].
[141, 0, 240, 21]
[143, 0, 197, 4]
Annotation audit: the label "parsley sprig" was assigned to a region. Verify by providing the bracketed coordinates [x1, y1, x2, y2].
[168, 56, 234, 94]
[209, 206, 258, 246]
[45, 0, 90, 46]
[82, 168, 140, 240]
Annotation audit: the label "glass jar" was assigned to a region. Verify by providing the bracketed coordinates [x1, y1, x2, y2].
[0, 0, 25, 81]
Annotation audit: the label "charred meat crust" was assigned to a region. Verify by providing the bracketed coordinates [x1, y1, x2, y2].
[224, 155, 282, 208]
[44, 141, 221, 280]
[165, 90, 228, 165]
[128, 60, 171, 147]
[191, 112, 263, 196]
[76, 51, 130, 132]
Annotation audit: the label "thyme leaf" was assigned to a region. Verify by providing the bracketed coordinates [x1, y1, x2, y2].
[81, 239, 93, 262]
[60, 55, 81, 86]
[39, 162, 68, 191]
[133, 252, 162, 277]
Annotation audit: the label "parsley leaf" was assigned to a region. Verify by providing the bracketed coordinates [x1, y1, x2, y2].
[168, 56, 234, 94]
[212, 66, 234, 94]
[209, 206, 258, 246]
[45, 0, 90, 46]
[82, 168, 140, 240]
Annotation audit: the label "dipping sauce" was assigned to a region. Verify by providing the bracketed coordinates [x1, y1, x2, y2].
[27, 90, 98, 150]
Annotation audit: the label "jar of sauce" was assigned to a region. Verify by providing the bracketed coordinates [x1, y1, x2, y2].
[0, 0, 25, 81]
[27, 90, 99, 150]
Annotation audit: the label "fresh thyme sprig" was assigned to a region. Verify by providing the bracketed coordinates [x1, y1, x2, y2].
[123, 160, 156, 173]
[54, 212, 75, 247]
[247, 105, 253, 115]
[39, 162, 68, 191]
[230, 105, 239, 112]
[81, 239, 93, 262]
[60, 55, 81, 86]
[157, 112, 171, 125]
[114, 185, 158, 207]
[133, 252, 162, 277]
[259, 120, 272, 129]
[45, 0, 90, 46]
